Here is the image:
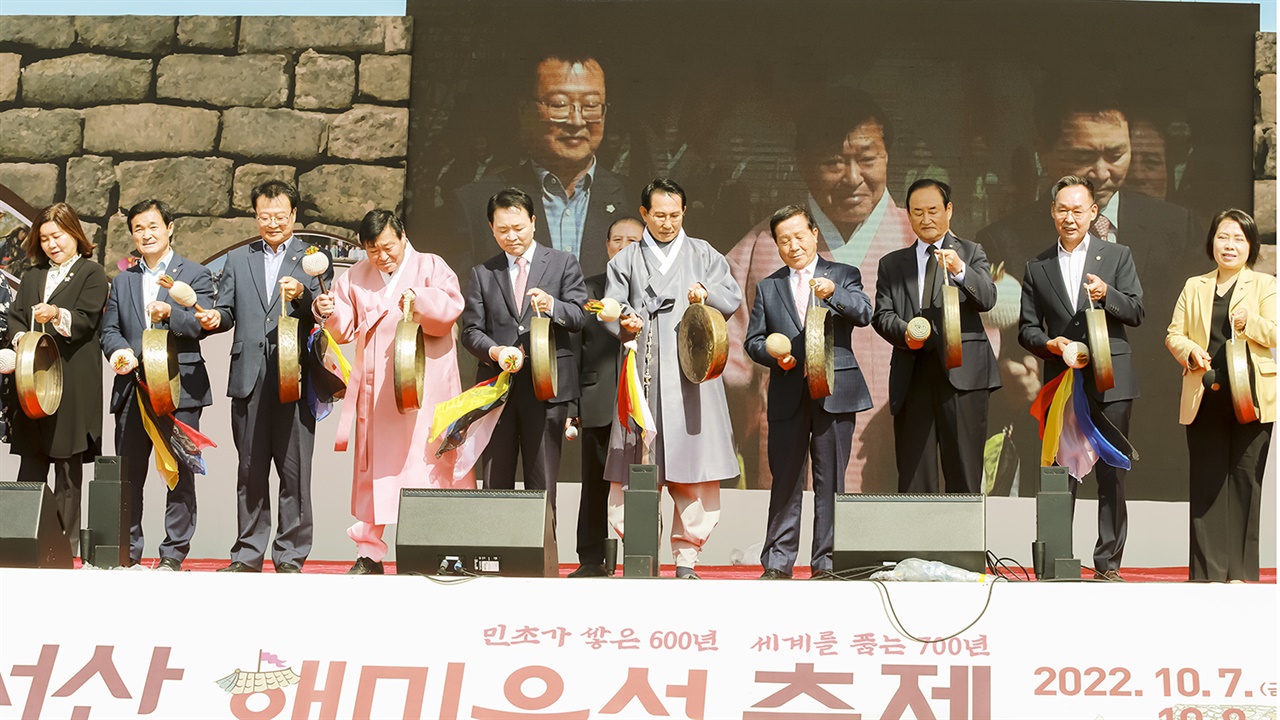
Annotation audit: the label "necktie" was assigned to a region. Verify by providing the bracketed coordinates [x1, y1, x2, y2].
[922, 247, 939, 309]
[513, 256, 529, 312]
[1091, 215, 1112, 243]
[794, 268, 810, 322]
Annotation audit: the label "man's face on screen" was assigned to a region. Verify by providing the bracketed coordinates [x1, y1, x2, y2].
[1126, 120, 1168, 200]
[801, 121, 889, 232]
[1048, 111, 1131, 209]
[522, 58, 606, 172]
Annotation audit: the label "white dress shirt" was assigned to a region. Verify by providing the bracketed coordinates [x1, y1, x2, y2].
[789, 255, 818, 320]
[1056, 234, 1092, 312]
[263, 238, 292, 297]
[41, 255, 76, 337]
[140, 249, 174, 321]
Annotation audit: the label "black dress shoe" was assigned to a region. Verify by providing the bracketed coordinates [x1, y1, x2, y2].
[675, 566, 700, 580]
[157, 557, 182, 572]
[568, 563, 609, 578]
[275, 562, 302, 574]
[347, 557, 384, 575]
[810, 569, 840, 581]
[760, 568, 791, 580]
[217, 561, 260, 573]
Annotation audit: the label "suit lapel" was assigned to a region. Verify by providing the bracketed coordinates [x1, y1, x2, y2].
[44, 259, 81, 305]
[492, 258, 519, 318]
[1193, 274, 1213, 342]
[125, 265, 146, 329]
[1037, 254, 1075, 315]
[1076, 241, 1105, 311]
[1229, 269, 1253, 314]
[520, 245, 555, 322]
[158, 255, 179, 305]
[902, 247, 921, 316]
[248, 241, 269, 310]
[778, 275, 803, 332]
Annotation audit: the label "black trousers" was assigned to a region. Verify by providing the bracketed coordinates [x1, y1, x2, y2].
[1186, 387, 1271, 582]
[575, 425, 611, 565]
[894, 357, 989, 494]
[18, 451, 85, 557]
[483, 377, 567, 513]
[1068, 399, 1132, 574]
[114, 393, 201, 564]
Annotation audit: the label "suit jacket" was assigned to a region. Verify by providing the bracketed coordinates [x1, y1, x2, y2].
[570, 273, 621, 429]
[208, 237, 332, 400]
[872, 233, 1001, 415]
[744, 256, 873, 420]
[101, 253, 214, 415]
[451, 161, 631, 278]
[459, 243, 588, 404]
[6, 258, 108, 459]
[1018, 236, 1144, 402]
[1165, 268, 1277, 424]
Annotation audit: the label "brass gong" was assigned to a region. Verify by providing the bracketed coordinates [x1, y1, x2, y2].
[15, 326, 63, 419]
[530, 314, 558, 401]
[1225, 337, 1260, 424]
[804, 305, 834, 399]
[940, 284, 962, 370]
[678, 301, 729, 384]
[1084, 306, 1115, 393]
[141, 325, 180, 416]
[393, 294, 425, 414]
[277, 303, 302, 404]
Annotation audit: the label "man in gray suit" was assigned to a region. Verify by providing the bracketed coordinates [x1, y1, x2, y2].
[195, 181, 332, 573]
[101, 199, 214, 571]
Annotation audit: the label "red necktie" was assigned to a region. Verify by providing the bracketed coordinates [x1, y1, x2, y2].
[513, 256, 529, 312]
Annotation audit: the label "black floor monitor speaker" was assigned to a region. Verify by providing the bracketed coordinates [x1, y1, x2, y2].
[833, 493, 987, 573]
[396, 489, 557, 578]
[0, 482, 73, 569]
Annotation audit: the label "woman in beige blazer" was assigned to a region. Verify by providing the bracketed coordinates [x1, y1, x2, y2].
[1166, 209, 1275, 582]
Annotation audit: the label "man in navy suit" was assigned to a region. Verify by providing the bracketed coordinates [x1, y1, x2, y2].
[100, 199, 214, 571]
[460, 188, 588, 512]
[195, 181, 331, 573]
[1018, 176, 1144, 581]
[744, 204, 873, 579]
[872, 180, 1001, 494]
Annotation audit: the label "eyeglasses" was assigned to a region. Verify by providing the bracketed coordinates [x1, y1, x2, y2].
[535, 100, 608, 123]
[256, 213, 293, 227]
[1051, 207, 1093, 221]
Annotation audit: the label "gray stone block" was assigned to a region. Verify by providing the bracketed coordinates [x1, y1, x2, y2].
[232, 164, 298, 211]
[105, 213, 133, 277]
[1260, 73, 1276, 125]
[67, 156, 115, 218]
[0, 16, 76, 50]
[380, 16, 413, 54]
[0, 108, 82, 161]
[0, 53, 20, 103]
[1256, 123, 1276, 180]
[358, 54, 410, 102]
[299, 164, 405, 224]
[327, 105, 408, 162]
[304, 221, 357, 242]
[1259, 32, 1276, 77]
[295, 50, 355, 111]
[83, 104, 219, 155]
[78, 219, 102, 252]
[117, 157, 234, 216]
[157, 54, 289, 108]
[239, 17, 384, 53]
[172, 215, 261, 264]
[177, 16, 238, 50]
[220, 108, 328, 161]
[1256, 180, 1276, 236]
[21, 54, 152, 107]
[74, 16, 175, 54]
[0, 163, 58, 208]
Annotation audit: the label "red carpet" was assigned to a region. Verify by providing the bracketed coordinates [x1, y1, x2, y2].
[108, 558, 1277, 582]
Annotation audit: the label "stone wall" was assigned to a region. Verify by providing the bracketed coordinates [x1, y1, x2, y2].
[1256, 32, 1276, 249]
[0, 16, 411, 271]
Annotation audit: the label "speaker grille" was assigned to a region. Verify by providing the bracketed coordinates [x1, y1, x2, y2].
[833, 493, 986, 573]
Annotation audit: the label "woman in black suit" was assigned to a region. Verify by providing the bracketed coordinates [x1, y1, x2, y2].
[6, 203, 109, 556]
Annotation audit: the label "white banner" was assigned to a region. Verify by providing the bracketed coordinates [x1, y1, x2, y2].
[0, 569, 1275, 719]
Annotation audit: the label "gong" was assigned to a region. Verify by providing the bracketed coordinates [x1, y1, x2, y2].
[15, 329, 63, 419]
[530, 314, 558, 401]
[678, 301, 728, 384]
[1225, 337, 1260, 424]
[277, 305, 302, 404]
[804, 306, 834, 399]
[142, 327, 180, 416]
[1083, 307, 1114, 393]
[940, 284, 962, 370]
[393, 297, 425, 414]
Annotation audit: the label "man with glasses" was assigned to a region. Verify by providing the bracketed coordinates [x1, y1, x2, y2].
[452, 49, 630, 278]
[1017, 175, 1143, 582]
[195, 180, 333, 573]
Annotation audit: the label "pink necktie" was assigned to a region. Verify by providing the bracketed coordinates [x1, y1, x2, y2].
[794, 268, 810, 322]
[1091, 215, 1112, 243]
[513, 256, 529, 312]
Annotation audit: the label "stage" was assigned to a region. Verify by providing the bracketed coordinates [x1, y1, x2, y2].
[1, 568, 1275, 719]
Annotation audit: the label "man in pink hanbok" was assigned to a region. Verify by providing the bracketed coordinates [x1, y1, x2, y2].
[314, 210, 471, 574]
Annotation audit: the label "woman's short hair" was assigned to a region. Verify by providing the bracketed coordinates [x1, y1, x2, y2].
[1205, 208, 1259, 268]
[24, 203, 95, 266]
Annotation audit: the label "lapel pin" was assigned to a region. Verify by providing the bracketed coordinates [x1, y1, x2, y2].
[1095, 256, 1101, 260]
[606, 204, 615, 213]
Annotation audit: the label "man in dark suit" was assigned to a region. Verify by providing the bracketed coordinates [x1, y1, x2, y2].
[460, 188, 588, 513]
[100, 199, 214, 571]
[195, 181, 331, 573]
[744, 204, 873, 579]
[976, 90, 1196, 500]
[873, 180, 1001, 494]
[1018, 176, 1143, 581]
[566, 216, 642, 578]
[451, 49, 629, 278]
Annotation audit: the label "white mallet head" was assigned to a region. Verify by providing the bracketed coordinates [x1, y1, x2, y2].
[597, 297, 622, 323]
[0, 348, 15, 375]
[765, 333, 792, 359]
[1063, 341, 1090, 369]
[302, 249, 330, 278]
[168, 280, 198, 308]
[499, 346, 525, 373]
